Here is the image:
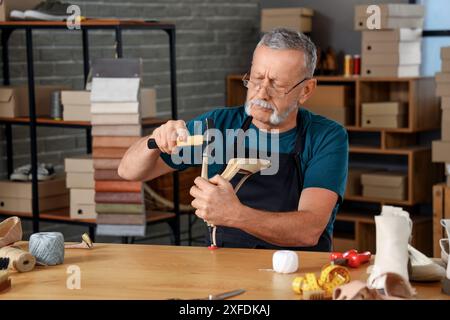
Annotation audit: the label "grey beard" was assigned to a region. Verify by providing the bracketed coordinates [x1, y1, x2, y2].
[245, 99, 299, 125]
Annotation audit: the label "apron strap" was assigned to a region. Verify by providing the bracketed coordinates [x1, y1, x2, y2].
[293, 110, 304, 190]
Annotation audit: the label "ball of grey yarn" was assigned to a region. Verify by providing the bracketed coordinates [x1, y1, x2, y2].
[29, 232, 65, 266]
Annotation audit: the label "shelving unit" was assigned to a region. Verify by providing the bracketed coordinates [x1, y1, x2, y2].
[0, 20, 181, 243]
[226, 74, 440, 255]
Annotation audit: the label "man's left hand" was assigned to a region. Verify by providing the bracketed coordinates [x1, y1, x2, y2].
[190, 175, 243, 227]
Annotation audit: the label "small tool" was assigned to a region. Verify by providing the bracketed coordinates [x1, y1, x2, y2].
[64, 233, 94, 249]
[147, 135, 203, 149]
[169, 288, 246, 300]
[205, 288, 246, 300]
[330, 249, 371, 268]
[0, 257, 9, 270]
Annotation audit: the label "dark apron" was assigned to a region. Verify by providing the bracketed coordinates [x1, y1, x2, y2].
[210, 111, 332, 252]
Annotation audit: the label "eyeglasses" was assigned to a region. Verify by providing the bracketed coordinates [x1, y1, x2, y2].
[242, 73, 310, 98]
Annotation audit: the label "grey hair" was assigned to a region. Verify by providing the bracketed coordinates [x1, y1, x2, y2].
[258, 28, 317, 77]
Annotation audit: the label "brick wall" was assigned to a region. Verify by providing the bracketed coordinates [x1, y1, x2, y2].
[0, 0, 260, 178]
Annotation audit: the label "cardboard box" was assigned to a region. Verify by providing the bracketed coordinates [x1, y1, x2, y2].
[432, 140, 450, 162]
[91, 125, 142, 137]
[361, 29, 422, 42]
[61, 90, 91, 106]
[361, 65, 419, 77]
[0, 193, 69, 214]
[362, 40, 421, 55]
[443, 122, 450, 141]
[305, 85, 352, 108]
[362, 114, 406, 128]
[0, 176, 67, 198]
[346, 167, 375, 196]
[354, 16, 423, 30]
[140, 88, 157, 118]
[436, 83, 450, 97]
[65, 155, 94, 173]
[0, 85, 68, 118]
[63, 105, 91, 121]
[91, 113, 141, 125]
[362, 101, 407, 128]
[362, 102, 406, 115]
[0, 0, 41, 21]
[91, 88, 156, 117]
[362, 51, 421, 66]
[443, 60, 450, 73]
[435, 72, 450, 83]
[355, 4, 425, 18]
[70, 189, 96, 219]
[354, 4, 424, 30]
[303, 105, 350, 125]
[261, 8, 313, 33]
[442, 47, 450, 60]
[361, 171, 407, 200]
[442, 97, 450, 110]
[66, 173, 95, 189]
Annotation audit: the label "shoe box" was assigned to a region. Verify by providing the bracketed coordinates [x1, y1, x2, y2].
[361, 171, 408, 200]
[361, 102, 407, 128]
[303, 85, 353, 125]
[0, 85, 68, 118]
[0, 175, 69, 214]
[261, 7, 313, 33]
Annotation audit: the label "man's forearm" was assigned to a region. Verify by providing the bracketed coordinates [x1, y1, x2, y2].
[231, 205, 327, 247]
[118, 135, 160, 181]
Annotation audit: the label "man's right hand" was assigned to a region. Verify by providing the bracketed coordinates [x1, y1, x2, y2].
[152, 120, 189, 154]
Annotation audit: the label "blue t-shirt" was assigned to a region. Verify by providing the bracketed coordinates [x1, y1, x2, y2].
[160, 106, 349, 236]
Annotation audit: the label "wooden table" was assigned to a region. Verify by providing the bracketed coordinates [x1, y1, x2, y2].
[1, 243, 448, 300]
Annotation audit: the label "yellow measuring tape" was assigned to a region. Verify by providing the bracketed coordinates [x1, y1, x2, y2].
[292, 264, 350, 299]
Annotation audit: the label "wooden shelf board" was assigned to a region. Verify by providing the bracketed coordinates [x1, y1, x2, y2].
[0, 209, 176, 225]
[344, 194, 414, 206]
[315, 75, 430, 82]
[346, 126, 440, 133]
[336, 210, 431, 224]
[0, 116, 168, 127]
[349, 145, 430, 155]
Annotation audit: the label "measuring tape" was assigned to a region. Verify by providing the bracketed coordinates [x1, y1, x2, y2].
[292, 264, 350, 299]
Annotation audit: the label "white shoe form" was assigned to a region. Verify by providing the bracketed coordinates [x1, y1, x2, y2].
[440, 238, 449, 267]
[10, 10, 25, 20]
[367, 206, 412, 290]
[441, 220, 450, 279]
[408, 245, 446, 281]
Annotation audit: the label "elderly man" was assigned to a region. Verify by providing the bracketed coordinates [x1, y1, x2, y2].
[118, 28, 348, 252]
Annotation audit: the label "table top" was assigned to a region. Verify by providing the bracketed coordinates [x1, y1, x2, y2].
[1, 243, 448, 300]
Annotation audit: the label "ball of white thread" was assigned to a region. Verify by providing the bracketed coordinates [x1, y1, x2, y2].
[272, 250, 298, 274]
[29, 232, 65, 266]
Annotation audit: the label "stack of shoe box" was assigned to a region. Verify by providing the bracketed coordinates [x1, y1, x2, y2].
[361, 101, 407, 128]
[432, 47, 450, 187]
[355, 4, 424, 77]
[65, 155, 96, 219]
[90, 58, 150, 237]
[61, 91, 91, 122]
